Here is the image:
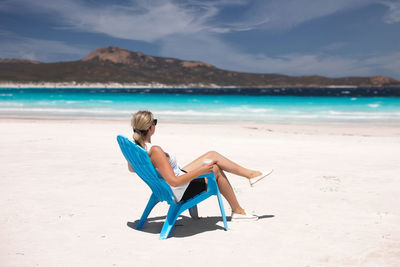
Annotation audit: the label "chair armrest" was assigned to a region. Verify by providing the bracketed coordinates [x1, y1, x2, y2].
[194, 172, 215, 181]
[195, 172, 218, 192]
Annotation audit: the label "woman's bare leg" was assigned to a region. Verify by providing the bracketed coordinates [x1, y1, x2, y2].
[182, 151, 261, 179]
[212, 165, 246, 214]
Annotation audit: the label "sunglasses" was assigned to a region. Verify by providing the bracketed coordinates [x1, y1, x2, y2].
[153, 119, 158, 126]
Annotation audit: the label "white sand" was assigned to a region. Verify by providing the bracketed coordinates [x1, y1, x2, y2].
[0, 118, 399, 266]
[0, 81, 227, 88]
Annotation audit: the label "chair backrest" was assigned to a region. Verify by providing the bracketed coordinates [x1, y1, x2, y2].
[116, 135, 175, 204]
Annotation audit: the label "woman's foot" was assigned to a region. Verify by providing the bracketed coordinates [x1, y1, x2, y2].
[230, 208, 258, 221]
[248, 169, 273, 187]
[231, 211, 258, 222]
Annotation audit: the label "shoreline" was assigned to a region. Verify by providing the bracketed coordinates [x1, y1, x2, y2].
[1, 117, 399, 137]
[0, 81, 398, 89]
[0, 81, 226, 89]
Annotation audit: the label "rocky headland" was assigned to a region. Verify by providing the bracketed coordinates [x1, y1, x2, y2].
[1, 46, 399, 89]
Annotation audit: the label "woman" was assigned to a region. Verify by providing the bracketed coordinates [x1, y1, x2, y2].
[128, 110, 273, 221]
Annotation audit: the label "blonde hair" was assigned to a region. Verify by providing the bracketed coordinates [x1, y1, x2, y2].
[131, 110, 154, 149]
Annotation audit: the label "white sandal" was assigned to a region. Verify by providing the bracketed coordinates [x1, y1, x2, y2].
[249, 169, 273, 187]
[231, 212, 258, 222]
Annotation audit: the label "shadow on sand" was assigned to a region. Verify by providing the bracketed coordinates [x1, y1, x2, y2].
[127, 214, 274, 238]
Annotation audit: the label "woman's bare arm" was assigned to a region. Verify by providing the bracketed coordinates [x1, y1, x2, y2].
[149, 146, 213, 187]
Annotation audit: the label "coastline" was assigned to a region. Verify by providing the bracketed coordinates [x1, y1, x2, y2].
[1, 116, 399, 136]
[0, 81, 226, 89]
[0, 81, 398, 89]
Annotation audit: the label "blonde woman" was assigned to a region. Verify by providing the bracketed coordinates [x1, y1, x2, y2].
[128, 110, 273, 221]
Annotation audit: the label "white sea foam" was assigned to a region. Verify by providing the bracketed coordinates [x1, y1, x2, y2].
[2, 107, 398, 120]
[0, 93, 13, 96]
[326, 110, 400, 120]
[156, 110, 225, 116]
[0, 107, 131, 115]
[261, 114, 319, 119]
[156, 108, 276, 118]
[249, 108, 272, 113]
[368, 104, 380, 108]
[33, 100, 83, 105]
[227, 106, 273, 113]
[0, 102, 24, 107]
[328, 110, 400, 116]
[350, 98, 357, 101]
[36, 101, 57, 105]
[1, 105, 399, 122]
[325, 115, 389, 120]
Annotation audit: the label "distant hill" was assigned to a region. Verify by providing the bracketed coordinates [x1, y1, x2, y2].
[1, 46, 399, 88]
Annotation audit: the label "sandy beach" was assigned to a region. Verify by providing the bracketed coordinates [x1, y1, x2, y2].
[1, 118, 399, 266]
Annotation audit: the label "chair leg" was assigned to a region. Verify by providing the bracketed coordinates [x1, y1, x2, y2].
[189, 205, 199, 219]
[216, 192, 229, 230]
[159, 204, 180, 240]
[137, 193, 159, 230]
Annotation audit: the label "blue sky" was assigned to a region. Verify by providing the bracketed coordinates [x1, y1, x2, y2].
[1, 0, 400, 79]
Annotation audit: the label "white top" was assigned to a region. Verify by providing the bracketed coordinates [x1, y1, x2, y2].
[145, 143, 189, 202]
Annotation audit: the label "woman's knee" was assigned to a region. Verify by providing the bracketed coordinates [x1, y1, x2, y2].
[206, 150, 219, 159]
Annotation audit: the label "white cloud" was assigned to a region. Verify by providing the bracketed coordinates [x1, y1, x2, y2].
[1, 0, 397, 39]
[75, 2, 214, 42]
[382, 0, 400, 23]
[0, 0, 222, 42]
[198, 0, 400, 32]
[0, 32, 89, 61]
[161, 33, 400, 78]
[224, 0, 379, 31]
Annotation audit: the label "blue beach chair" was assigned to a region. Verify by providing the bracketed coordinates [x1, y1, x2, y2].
[116, 135, 228, 239]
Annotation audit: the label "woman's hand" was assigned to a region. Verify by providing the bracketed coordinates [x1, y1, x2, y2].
[198, 160, 216, 175]
[150, 146, 215, 187]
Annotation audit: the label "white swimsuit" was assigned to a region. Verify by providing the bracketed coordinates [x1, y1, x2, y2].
[145, 143, 189, 202]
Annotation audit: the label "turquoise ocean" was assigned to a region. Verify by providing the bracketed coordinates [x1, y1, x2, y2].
[1, 88, 400, 124]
